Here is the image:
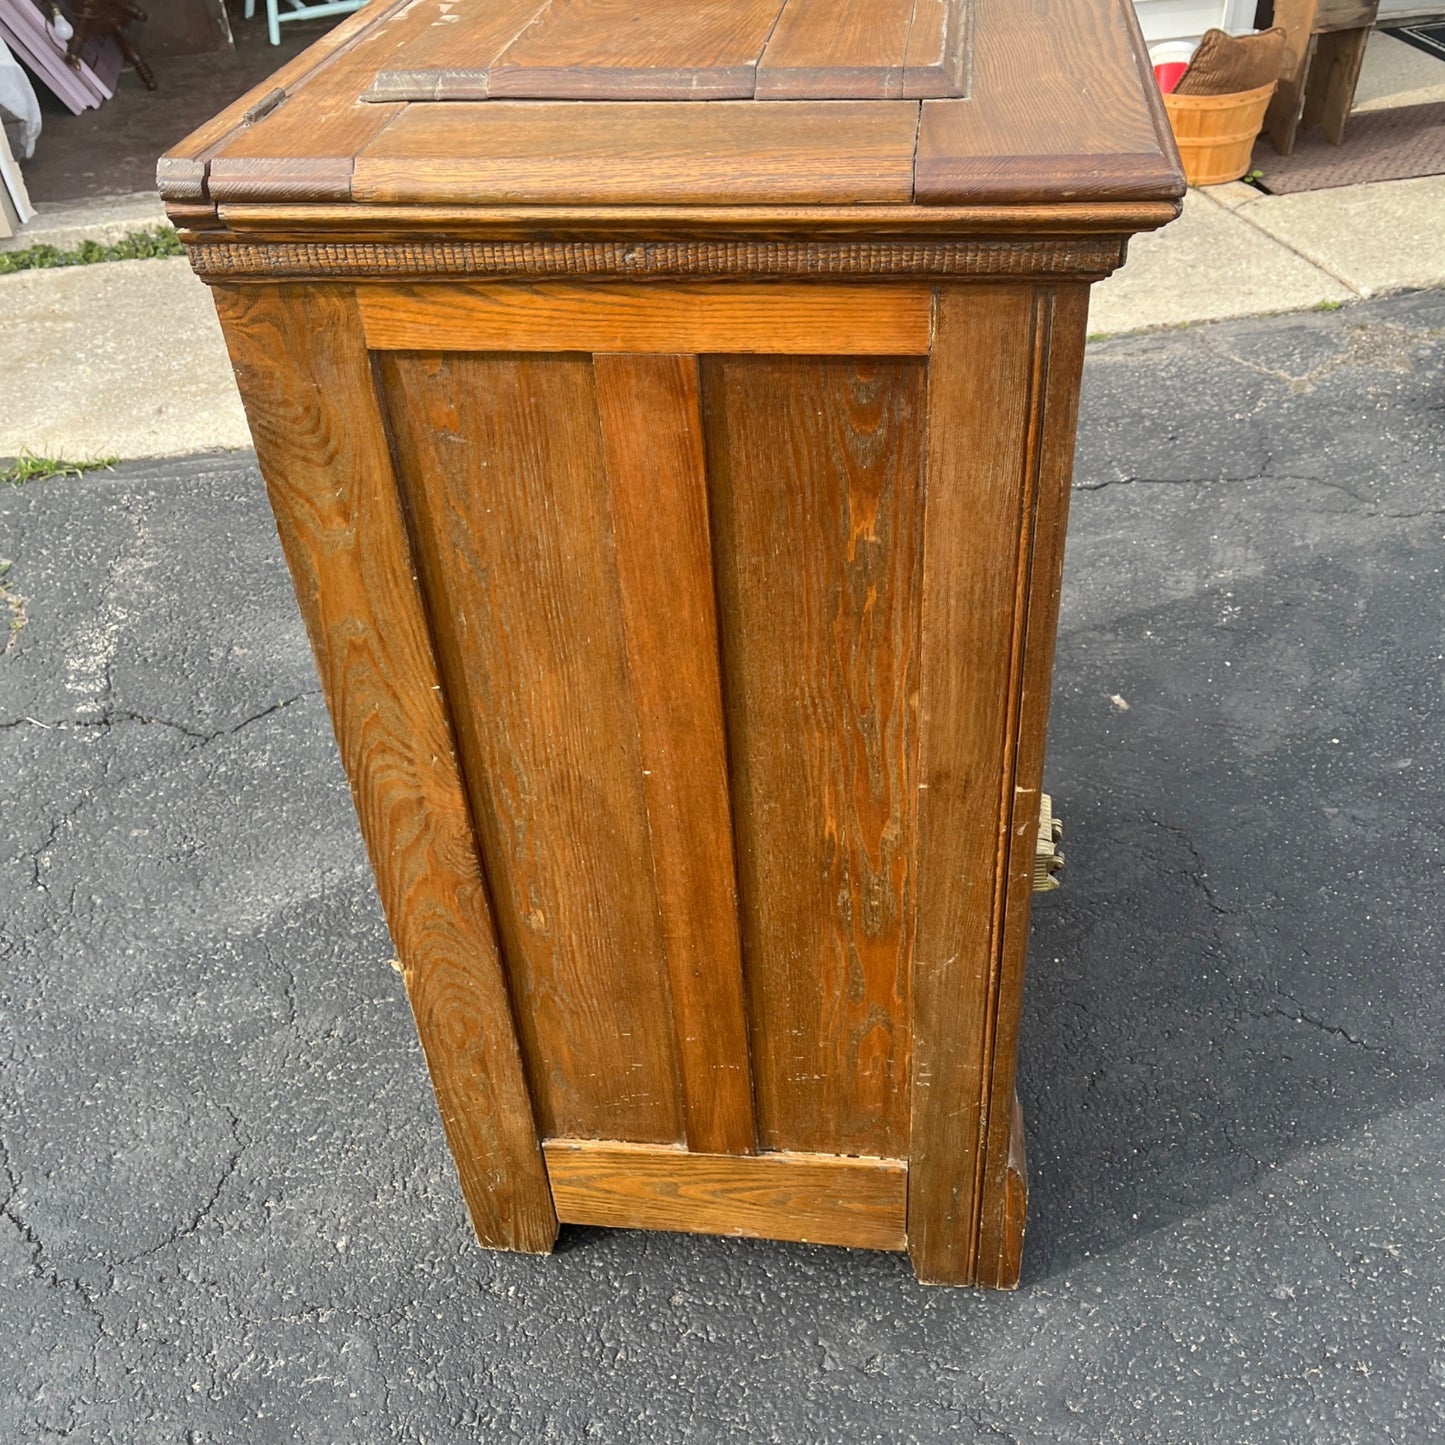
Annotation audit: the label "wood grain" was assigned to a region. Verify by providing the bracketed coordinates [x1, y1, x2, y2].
[166, 0, 1179, 214]
[353, 0, 554, 100]
[594, 353, 756, 1158]
[907, 284, 1042, 1286]
[915, 0, 1183, 204]
[377, 351, 684, 1145]
[544, 1139, 907, 1250]
[902, 0, 968, 97]
[1265, 0, 1319, 156]
[350, 101, 920, 206]
[209, 284, 555, 1253]
[489, 0, 787, 99]
[171, 0, 1177, 1288]
[358, 281, 933, 355]
[1299, 26, 1371, 145]
[968, 283, 1088, 1288]
[368, 0, 967, 102]
[207, 104, 401, 204]
[757, 0, 916, 99]
[208, 200, 1175, 239]
[199, 0, 460, 202]
[983, 1092, 1028, 1291]
[1312, 0, 1377, 30]
[703, 355, 925, 1159]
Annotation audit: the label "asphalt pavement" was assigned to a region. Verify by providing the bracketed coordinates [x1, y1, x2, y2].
[2, 290, 1442, 1443]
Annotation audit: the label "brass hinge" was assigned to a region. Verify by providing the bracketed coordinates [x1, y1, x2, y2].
[1033, 793, 1064, 893]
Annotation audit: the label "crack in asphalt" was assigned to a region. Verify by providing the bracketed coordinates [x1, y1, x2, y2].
[28, 807, 78, 896]
[122, 1109, 246, 1265]
[1201, 319, 1445, 397]
[0, 691, 321, 741]
[1261, 993, 1385, 1054]
[1076, 464, 1445, 518]
[17, 690, 324, 913]
[0, 1130, 112, 1435]
[1142, 818, 1390, 1057]
[1075, 465, 1273, 493]
[1149, 817, 1232, 918]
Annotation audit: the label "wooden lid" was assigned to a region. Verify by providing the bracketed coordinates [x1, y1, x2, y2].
[161, 0, 1183, 213]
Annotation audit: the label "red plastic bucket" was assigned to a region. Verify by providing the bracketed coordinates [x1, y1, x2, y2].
[1154, 60, 1189, 93]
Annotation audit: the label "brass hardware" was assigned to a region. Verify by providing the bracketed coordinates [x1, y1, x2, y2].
[1033, 793, 1064, 893]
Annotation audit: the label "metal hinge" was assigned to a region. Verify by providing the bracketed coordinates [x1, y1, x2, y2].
[243, 87, 288, 125]
[1033, 793, 1064, 893]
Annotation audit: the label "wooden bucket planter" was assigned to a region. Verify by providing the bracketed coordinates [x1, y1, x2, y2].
[1164, 81, 1277, 185]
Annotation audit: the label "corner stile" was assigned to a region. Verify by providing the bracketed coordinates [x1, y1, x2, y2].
[209, 281, 558, 1253]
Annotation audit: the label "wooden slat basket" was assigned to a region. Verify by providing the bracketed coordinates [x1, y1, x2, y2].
[1164, 81, 1276, 185]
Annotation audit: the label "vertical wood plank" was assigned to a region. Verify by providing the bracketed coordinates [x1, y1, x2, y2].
[908, 284, 1043, 1286]
[593, 353, 757, 1157]
[377, 352, 685, 1146]
[703, 355, 925, 1160]
[971, 284, 1090, 1289]
[1299, 26, 1370, 146]
[210, 283, 556, 1254]
[1265, 0, 1321, 156]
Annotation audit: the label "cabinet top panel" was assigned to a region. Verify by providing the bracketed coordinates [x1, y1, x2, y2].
[160, 0, 1184, 214]
[355, 0, 964, 104]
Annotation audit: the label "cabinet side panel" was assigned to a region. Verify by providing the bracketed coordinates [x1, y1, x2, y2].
[377, 351, 685, 1145]
[702, 354, 925, 1159]
[210, 285, 556, 1253]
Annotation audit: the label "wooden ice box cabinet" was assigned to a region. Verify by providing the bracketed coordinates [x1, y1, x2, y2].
[161, 0, 1182, 1287]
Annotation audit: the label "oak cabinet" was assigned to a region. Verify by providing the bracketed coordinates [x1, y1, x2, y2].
[162, 0, 1182, 1287]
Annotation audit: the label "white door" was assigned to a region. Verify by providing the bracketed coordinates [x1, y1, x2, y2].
[1133, 0, 1260, 50]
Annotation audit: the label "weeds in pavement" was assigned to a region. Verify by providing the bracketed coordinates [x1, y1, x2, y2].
[0, 227, 183, 275]
[2, 451, 118, 486]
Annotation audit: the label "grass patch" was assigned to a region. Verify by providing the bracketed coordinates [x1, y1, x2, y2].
[1314, 299, 1345, 312]
[0, 226, 183, 276]
[2, 450, 119, 486]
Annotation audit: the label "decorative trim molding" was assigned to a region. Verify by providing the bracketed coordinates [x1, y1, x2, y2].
[185, 235, 1128, 283]
[208, 158, 355, 205]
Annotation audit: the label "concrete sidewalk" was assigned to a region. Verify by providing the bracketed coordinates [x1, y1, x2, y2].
[2, 292, 1442, 1443]
[0, 256, 253, 462]
[1089, 173, 1445, 334]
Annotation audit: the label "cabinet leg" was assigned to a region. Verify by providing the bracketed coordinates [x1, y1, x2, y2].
[973, 1094, 1028, 1291]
